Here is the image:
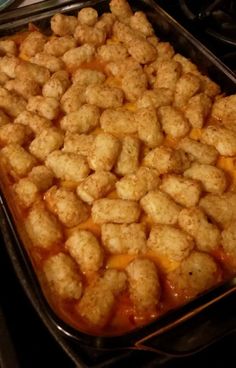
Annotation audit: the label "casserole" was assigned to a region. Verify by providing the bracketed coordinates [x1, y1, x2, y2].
[1, 0, 236, 359]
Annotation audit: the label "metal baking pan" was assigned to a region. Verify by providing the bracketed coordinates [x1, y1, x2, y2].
[1, 0, 236, 361]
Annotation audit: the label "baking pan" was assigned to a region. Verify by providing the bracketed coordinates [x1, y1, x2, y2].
[1, 0, 236, 360]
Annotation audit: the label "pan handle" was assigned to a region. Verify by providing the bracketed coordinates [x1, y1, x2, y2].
[135, 292, 236, 357]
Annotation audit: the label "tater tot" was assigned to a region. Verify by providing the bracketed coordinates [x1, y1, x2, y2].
[221, 221, 236, 259]
[201, 125, 236, 157]
[5, 78, 41, 100]
[45, 186, 89, 227]
[127, 38, 157, 64]
[88, 133, 120, 171]
[200, 75, 220, 98]
[211, 95, 236, 121]
[100, 109, 136, 135]
[160, 174, 202, 207]
[122, 68, 148, 102]
[97, 44, 128, 63]
[167, 251, 219, 299]
[178, 137, 218, 165]
[137, 88, 173, 109]
[174, 73, 201, 108]
[95, 13, 115, 34]
[126, 258, 160, 314]
[14, 111, 51, 134]
[74, 24, 106, 46]
[0, 110, 10, 126]
[29, 127, 64, 161]
[0, 40, 17, 56]
[43, 253, 82, 299]
[19, 31, 47, 58]
[136, 107, 163, 148]
[154, 60, 181, 91]
[63, 132, 94, 156]
[130, 11, 154, 37]
[46, 150, 90, 182]
[77, 269, 127, 327]
[199, 192, 236, 227]
[13, 178, 39, 208]
[143, 146, 190, 174]
[184, 163, 227, 194]
[0, 87, 26, 118]
[78, 7, 98, 26]
[77, 171, 116, 204]
[30, 52, 65, 73]
[156, 42, 175, 60]
[148, 224, 194, 261]
[60, 104, 100, 133]
[65, 230, 103, 273]
[42, 70, 70, 100]
[158, 106, 190, 139]
[44, 36, 77, 57]
[173, 54, 199, 75]
[1, 144, 36, 177]
[62, 44, 95, 70]
[27, 96, 60, 120]
[184, 93, 212, 129]
[101, 223, 146, 254]
[112, 21, 135, 45]
[0, 123, 32, 146]
[0, 71, 9, 86]
[0, 56, 19, 78]
[110, 0, 133, 23]
[115, 136, 140, 176]
[178, 207, 221, 253]
[106, 56, 141, 78]
[51, 13, 78, 36]
[28, 165, 54, 191]
[60, 83, 86, 113]
[140, 190, 181, 225]
[72, 68, 105, 86]
[92, 198, 140, 224]
[25, 202, 63, 248]
[15, 61, 50, 86]
[85, 84, 123, 109]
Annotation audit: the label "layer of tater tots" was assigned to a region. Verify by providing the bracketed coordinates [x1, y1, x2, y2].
[1, 0, 236, 337]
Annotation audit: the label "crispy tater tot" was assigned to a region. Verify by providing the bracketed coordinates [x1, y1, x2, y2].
[178, 137, 218, 165]
[65, 230, 103, 273]
[110, 0, 133, 23]
[137, 88, 173, 109]
[0, 40, 17, 56]
[115, 136, 140, 176]
[77, 171, 116, 204]
[78, 7, 98, 26]
[0, 87, 26, 118]
[5, 78, 41, 100]
[51, 13, 78, 36]
[154, 60, 182, 91]
[184, 163, 227, 194]
[148, 224, 194, 261]
[85, 84, 123, 109]
[140, 190, 181, 225]
[178, 207, 221, 253]
[62, 44, 95, 70]
[211, 95, 236, 121]
[158, 106, 190, 139]
[112, 21, 136, 44]
[122, 68, 148, 102]
[1, 144, 36, 177]
[146, 35, 160, 49]
[101, 223, 146, 254]
[184, 93, 212, 129]
[200, 75, 220, 98]
[44, 36, 77, 57]
[60, 83, 86, 113]
[74, 24, 106, 46]
[27, 95, 60, 120]
[167, 251, 219, 299]
[28, 165, 54, 191]
[25, 201, 63, 248]
[88, 133, 120, 171]
[156, 42, 175, 60]
[0, 123, 32, 146]
[100, 108, 137, 135]
[199, 192, 236, 227]
[72, 68, 105, 86]
[15, 61, 50, 86]
[29, 127, 64, 161]
[128, 38, 157, 64]
[135, 107, 164, 148]
[45, 186, 89, 227]
[63, 132, 94, 156]
[174, 73, 201, 108]
[130, 11, 154, 37]
[14, 111, 52, 134]
[0, 110, 10, 126]
[173, 53, 199, 74]
[42, 70, 70, 100]
[95, 13, 115, 34]
[143, 146, 190, 174]
[221, 221, 236, 260]
[97, 44, 128, 63]
[60, 104, 100, 134]
[160, 175, 202, 207]
[77, 269, 127, 327]
[46, 150, 90, 182]
[43, 253, 82, 299]
[0, 56, 20, 78]
[13, 178, 39, 208]
[0, 71, 9, 86]
[19, 31, 47, 58]
[106, 56, 141, 78]
[92, 198, 140, 224]
[30, 52, 65, 73]
[126, 258, 160, 314]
